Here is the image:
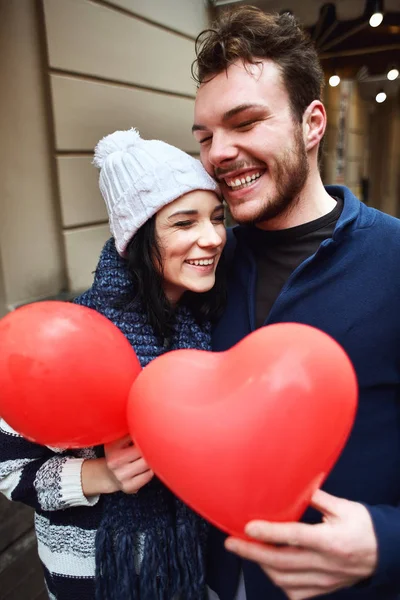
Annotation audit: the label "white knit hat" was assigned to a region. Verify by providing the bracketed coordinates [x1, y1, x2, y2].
[93, 128, 219, 257]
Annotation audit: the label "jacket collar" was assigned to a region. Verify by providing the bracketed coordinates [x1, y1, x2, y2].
[325, 185, 363, 240]
[233, 185, 365, 245]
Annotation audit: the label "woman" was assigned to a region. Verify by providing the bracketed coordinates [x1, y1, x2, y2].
[0, 128, 226, 600]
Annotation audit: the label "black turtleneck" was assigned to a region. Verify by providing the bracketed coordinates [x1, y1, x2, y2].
[247, 197, 343, 329]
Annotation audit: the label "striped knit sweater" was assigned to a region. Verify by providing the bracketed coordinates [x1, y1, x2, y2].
[0, 238, 211, 600]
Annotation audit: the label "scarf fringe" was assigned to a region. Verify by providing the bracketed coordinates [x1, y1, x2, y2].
[95, 517, 207, 600]
[140, 524, 177, 600]
[175, 515, 207, 600]
[95, 525, 119, 600]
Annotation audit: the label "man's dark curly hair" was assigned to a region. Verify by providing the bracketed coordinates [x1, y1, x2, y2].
[192, 6, 324, 123]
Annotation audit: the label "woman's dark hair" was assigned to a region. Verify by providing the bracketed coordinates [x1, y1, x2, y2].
[124, 215, 226, 340]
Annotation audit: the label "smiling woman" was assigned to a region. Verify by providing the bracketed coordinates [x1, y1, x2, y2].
[0, 128, 227, 600]
[156, 191, 225, 303]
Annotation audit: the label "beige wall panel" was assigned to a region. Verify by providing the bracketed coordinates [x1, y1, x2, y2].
[64, 225, 111, 292]
[0, 253, 7, 317]
[51, 75, 198, 153]
[0, 0, 65, 307]
[43, 0, 196, 96]
[107, 0, 209, 38]
[57, 157, 107, 227]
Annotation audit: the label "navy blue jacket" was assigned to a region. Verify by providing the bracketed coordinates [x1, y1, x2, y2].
[208, 186, 400, 599]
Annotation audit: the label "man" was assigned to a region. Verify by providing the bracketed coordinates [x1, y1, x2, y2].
[192, 6, 400, 600]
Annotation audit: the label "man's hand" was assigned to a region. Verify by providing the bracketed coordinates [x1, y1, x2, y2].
[104, 435, 154, 494]
[225, 490, 378, 600]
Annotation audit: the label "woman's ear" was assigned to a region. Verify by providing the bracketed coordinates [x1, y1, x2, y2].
[303, 100, 327, 151]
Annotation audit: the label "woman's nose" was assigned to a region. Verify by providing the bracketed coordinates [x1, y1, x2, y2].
[197, 223, 224, 248]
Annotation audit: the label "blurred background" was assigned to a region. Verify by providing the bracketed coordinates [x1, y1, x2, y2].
[0, 0, 399, 598]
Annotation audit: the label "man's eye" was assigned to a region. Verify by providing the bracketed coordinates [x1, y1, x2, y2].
[199, 136, 212, 144]
[237, 120, 256, 129]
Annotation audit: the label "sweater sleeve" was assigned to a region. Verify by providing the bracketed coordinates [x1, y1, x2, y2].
[0, 419, 99, 511]
[362, 504, 400, 589]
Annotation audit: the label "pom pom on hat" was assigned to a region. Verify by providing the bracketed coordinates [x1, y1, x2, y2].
[93, 128, 142, 169]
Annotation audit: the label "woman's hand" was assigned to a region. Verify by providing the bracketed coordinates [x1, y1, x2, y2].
[104, 435, 154, 494]
[81, 436, 154, 497]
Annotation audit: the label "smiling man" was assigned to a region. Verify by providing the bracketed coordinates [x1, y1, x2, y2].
[193, 67, 327, 229]
[192, 6, 400, 600]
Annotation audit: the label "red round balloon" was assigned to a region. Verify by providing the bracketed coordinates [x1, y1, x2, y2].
[128, 323, 358, 537]
[0, 301, 141, 447]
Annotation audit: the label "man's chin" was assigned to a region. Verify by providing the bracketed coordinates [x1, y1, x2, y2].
[229, 205, 271, 226]
[228, 199, 267, 225]
[231, 193, 301, 226]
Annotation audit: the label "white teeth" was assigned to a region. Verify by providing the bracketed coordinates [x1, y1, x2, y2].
[186, 258, 214, 266]
[227, 172, 262, 188]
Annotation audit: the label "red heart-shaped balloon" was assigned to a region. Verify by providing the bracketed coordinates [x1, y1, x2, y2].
[128, 323, 358, 537]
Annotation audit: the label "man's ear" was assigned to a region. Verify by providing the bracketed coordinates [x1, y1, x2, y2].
[303, 101, 326, 151]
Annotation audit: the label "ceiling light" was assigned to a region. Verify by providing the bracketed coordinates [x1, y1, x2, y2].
[369, 0, 384, 27]
[369, 12, 383, 26]
[376, 90, 387, 103]
[329, 74, 341, 87]
[387, 67, 399, 81]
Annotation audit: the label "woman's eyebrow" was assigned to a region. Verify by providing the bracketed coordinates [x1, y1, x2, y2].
[167, 210, 198, 220]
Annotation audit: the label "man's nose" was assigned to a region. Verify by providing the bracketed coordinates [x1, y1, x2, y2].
[208, 132, 238, 168]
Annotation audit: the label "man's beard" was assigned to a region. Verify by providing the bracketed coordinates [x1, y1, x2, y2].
[231, 127, 309, 226]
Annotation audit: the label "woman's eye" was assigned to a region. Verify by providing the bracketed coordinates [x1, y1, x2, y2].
[174, 221, 193, 227]
[213, 215, 225, 223]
